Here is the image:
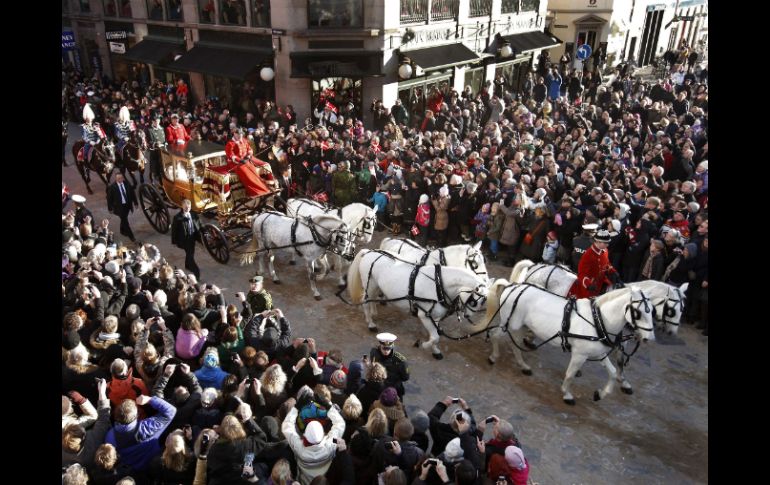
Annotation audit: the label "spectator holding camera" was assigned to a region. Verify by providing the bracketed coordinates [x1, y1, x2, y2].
[245, 307, 292, 362]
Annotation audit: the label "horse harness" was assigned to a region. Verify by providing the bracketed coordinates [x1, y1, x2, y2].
[393, 239, 486, 279]
[524, 263, 574, 289]
[257, 211, 348, 258]
[654, 287, 685, 327]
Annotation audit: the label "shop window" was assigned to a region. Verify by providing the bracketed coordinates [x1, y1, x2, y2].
[80, 0, 91, 12]
[312, 77, 362, 119]
[308, 0, 363, 28]
[464, 67, 485, 96]
[198, 0, 215, 23]
[251, 0, 271, 27]
[520, 0, 539, 12]
[119, 0, 132, 17]
[104, 0, 117, 16]
[147, 0, 164, 20]
[220, 0, 246, 25]
[166, 0, 183, 20]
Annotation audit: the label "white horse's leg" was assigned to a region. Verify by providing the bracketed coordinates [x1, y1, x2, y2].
[595, 355, 618, 401]
[268, 251, 279, 283]
[307, 260, 322, 300]
[336, 254, 346, 287]
[561, 352, 588, 405]
[256, 245, 265, 276]
[510, 328, 533, 375]
[418, 313, 443, 359]
[614, 349, 634, 395]
[488, 328, 504, 364]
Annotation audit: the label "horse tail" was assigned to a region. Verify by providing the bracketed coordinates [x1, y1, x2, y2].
[468, 278, 510, 333]
[240, 219, 260, 266]
[510, 259, 534, 283]
[347, 249, 367, 304]
[379, 237, 393, 250]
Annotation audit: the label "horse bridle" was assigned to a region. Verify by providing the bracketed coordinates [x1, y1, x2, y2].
[455, 284, 488, 314]
[352, 214, 376, 240]
[659, 287, 685, 327]
[464, 247, 487, 278]
[624, 293, 655, 333]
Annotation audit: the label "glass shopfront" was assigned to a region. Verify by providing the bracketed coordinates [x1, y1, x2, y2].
[495, 56, 532, 98]
[397, 74, 452, 129]
[311, 77, 362, 120]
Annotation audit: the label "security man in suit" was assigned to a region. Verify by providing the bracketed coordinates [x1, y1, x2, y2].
[147, 115, 166, 183]
[171, 198, 202, 279]
[106, 173, 138, 243]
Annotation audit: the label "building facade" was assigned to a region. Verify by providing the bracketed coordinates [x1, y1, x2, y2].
[545, 0, 706, 70]
[63, 0, 561, 125]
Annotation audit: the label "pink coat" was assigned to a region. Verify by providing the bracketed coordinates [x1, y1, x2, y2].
[175, 328, 208, 359]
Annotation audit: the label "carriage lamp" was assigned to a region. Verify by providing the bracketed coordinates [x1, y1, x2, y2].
[260, 66, 275, 82]
[398, 58, 413, 80]
[500, 42, 513, 58]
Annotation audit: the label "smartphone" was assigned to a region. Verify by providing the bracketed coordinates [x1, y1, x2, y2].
[201, 433, 210, 447]
[455, 412, 464, 422]
[452, 398, 460, 404]
[303, 339, 309, 343]
[385, 441, 394, 451]
[206, 283, 213, 290]
[242, 452, 255, 477]
[427, 459, 439, 466]
[485, 416, 496, 424]
[362, 354, 367, 360]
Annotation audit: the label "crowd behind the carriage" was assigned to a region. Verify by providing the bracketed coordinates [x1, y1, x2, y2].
[61, 47, 708, 483]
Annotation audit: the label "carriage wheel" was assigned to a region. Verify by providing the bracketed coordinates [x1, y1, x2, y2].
[201, 224, 230, 264]
[139, 184, 170, 234]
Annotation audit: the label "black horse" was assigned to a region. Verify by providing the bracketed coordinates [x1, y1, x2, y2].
[72, 138, 116, 195]
[115, 129, 148, 185]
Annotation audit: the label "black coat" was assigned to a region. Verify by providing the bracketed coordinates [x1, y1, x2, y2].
[171, 211, 202, 249]
[106, 181, 137, 214]
[427, 401, 477, 457]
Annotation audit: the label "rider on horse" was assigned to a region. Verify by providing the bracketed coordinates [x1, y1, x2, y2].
[81, 103, 106, 162]
[114, 106, 136, 160]
[568, 229, 621, 299]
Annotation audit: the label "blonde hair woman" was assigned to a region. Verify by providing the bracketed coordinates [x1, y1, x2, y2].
[148, 430, 195, 482]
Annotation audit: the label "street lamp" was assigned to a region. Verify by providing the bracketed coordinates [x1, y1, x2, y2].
[398, 57, 413, 79]
[260, 66, 275, 82]
[500, 42, 513, 58]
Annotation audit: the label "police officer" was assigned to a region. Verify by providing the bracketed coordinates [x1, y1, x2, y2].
[570, 223, 597, 272]
[368, 333, 410, 399]
[147, 115, 166, 183]
[246, 275, 273, 315]
[71, 194, 94, 229]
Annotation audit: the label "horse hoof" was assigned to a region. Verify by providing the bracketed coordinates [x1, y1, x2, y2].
[432, 352, 444, 360]
[289, 260, 297, 266]
[368, 326, 378, 333]
[488, 357, 495, 365]
[564, 398, 576, 406]
[414, 340, 421, 348]
[593, 390, 601, 402]
[272, 280, 281, 285]
[621, 387, 634, 395]
[523, 338, 537, 350]
[522, 368, 533, 376]
[313, 295, 322, 301]
[575, 370, 583, 378]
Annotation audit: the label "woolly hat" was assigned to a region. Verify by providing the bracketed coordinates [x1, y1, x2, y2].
[547, 230, 558, 241]
[330, 369, 347, 390]
[104, 260, 120, 276]
[504, 446, 526, 471]
[684, 243, 698, 259]
[419, 194, 429, 204]
[444, 437, 464, 463]
[609, 219, 622, 235]
[465, 182, 478, 194]
[410, 410, 430, 434]
[618, 203, 630, 220]
[128, 276, 143, 292]
[304, 421, 325, 445]
[203, 349, 219, 368]
[439, 184, 449, 197]
[62, 330, 81, 350]
[379, 387, 399, 407]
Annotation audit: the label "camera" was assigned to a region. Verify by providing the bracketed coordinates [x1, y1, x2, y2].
[385, 441, 394, 451]
[427, 459, 439, 466]
[452, 398, 460, 404]
[454, 411, 464, 422]
[485, 416, 496, 424]
[303, 339, 309, 343]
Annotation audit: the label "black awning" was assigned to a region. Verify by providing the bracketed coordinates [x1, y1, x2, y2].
[503, 31, 562, 55]
[122, 37, 184, 65]
[168, 45, 273, 80]
[402, 43, 481, 71]
[290, 51, 383, 78]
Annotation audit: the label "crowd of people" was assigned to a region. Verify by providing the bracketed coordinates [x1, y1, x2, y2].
[62, 43, 708, 482]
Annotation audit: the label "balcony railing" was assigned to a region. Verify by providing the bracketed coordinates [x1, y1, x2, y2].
[521, 0, 540, 12]
[431, 0, 458, 21]
[469, 0, 492, 17]
[501, 0, 518, 14]
[400, 0, 428, 24]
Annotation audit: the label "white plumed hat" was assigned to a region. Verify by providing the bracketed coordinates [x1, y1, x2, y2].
[82, 104, 95, 122]
[119, 106, 130, 123]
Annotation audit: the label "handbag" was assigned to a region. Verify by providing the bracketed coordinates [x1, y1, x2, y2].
[411, 224, 420, 236]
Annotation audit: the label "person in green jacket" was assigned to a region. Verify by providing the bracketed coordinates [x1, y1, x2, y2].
[332, 160, 357, 207]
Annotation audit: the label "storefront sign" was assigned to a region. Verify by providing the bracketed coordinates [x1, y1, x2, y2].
[109, 42, 126, 54]
[308, 61, 359, 77]
[105, 30, 127, 40]
[62, 31, 76, 50]
[271, 28, 286, 35]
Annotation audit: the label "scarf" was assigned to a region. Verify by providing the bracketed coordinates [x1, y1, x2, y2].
[641, 252, 655, 279]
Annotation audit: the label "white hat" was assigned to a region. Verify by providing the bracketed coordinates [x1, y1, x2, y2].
[609, 219, 622, 235]
[304, 421, 324, 445]
[201, 388, 218, 407]
[617, 203, 630, 220]
[444, 437, 464, 462]
[82, 104, 95, 122]
[104, 260, 120, 276]
[594, 229, 612, 243]
[582, 223, 599, 232]
[376, 332, 397, 344]
[419, 194, 429, 204]
[119, 106, 130, 123]
[71, 194, 86, 204]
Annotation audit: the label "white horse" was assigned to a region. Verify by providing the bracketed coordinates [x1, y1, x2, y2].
[510, 260, 688, 334]
[287, 198, 378, 286]
[379, 238, 490, 285]
[346, 249, 488, 359]
[472, 280, 655, 404]
[240, 212, 355, 300]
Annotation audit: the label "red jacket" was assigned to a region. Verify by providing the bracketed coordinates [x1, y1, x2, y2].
[225, 137, 253, 162]
[166, 123, 190, 146]
[568, 243, 617, 299]
[106, 368, 149, 419]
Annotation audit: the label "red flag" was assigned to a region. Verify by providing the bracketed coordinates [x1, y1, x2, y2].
[325, 101, 337, 114]
[320, 140, 331, 151]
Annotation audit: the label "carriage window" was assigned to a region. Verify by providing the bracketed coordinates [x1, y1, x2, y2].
[220, 0, 246, 25]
